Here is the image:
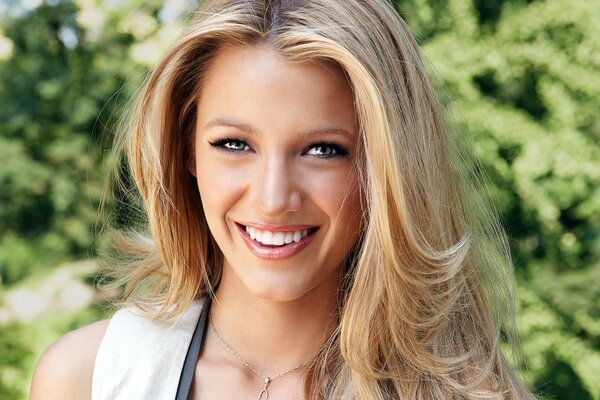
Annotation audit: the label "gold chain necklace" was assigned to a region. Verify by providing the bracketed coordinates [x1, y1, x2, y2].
[208, 315, 311, 399]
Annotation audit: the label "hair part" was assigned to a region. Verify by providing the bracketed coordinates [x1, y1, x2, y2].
[103, 0, 535, 398]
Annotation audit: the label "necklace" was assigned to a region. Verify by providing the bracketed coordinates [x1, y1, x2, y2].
[208, 315, 311, 399]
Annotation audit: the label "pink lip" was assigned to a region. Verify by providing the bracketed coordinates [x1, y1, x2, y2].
[239, 222, 316, 232]
[236, 223, 317, 260]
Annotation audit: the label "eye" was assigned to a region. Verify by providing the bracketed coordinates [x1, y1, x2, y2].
[223, 140, 250, 151]
[304, 142, 348, 158]
[209, 138, 251, 152]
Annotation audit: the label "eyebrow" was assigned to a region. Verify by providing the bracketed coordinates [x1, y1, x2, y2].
[204, 118, 255, 133]
[203, 117, 356, 139]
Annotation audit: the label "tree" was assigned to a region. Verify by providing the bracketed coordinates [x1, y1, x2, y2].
[394, 0, 600, 397]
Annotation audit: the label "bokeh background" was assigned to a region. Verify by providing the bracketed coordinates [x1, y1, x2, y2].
[0, 0, 598, 398]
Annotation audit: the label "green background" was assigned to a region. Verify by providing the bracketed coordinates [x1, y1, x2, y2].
[0, 0, 598, 398]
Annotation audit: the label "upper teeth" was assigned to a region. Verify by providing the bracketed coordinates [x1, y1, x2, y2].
[245, 226, 310, 246]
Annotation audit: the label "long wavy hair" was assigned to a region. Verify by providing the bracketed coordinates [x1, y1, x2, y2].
[104, 0, 535, 398]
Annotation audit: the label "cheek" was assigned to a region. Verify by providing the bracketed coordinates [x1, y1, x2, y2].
[194, 154, 245, 227]
[336, 186, 363, 241]
[309, 167, 363, 237]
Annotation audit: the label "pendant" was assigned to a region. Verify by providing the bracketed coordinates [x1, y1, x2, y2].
[258, 377, 270, 399]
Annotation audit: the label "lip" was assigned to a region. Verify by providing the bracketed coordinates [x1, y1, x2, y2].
[236, 223, 318, 260]
[238, 222, 316, 232]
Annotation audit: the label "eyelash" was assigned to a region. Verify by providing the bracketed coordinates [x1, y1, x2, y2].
[305, 142, 348, 157]
[208, 137, 250, 152]
[208, 137, 349, 158]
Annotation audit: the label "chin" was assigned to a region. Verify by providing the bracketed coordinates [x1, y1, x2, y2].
[244, 278, 313, 303]
[221, 256, 342, 304]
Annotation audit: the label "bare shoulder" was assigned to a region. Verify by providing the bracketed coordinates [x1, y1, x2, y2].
[29, 319, 110, 400]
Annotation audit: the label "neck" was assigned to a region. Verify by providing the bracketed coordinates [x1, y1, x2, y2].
[208, 265, 340, 376]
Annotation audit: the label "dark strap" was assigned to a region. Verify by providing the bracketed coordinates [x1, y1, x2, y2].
[175, 296, 212, 400]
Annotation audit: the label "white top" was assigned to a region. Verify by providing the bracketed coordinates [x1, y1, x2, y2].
[91, 300, 205, 400]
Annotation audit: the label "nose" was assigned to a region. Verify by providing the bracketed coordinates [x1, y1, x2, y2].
[251, 154, 302, 217]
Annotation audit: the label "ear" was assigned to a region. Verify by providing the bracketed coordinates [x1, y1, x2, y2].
[187, 149, 197, 177]
[187, 110, 199, 177]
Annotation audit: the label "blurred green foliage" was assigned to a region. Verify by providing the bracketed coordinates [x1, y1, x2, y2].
[0, 323, 30, 399]
[0, 0, 598, 398]
[0, 0, 131, 285]
[397, 0, 600, 397]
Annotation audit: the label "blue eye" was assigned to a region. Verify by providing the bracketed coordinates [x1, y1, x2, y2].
[305, 143, 348, 158]
[223, 140, 249, 151]
[209, 138, 251, 152]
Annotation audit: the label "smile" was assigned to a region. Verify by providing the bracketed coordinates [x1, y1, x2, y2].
[236, 223, 319, 259]
[245, 226, 312, 246]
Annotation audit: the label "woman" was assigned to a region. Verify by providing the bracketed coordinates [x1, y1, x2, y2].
[30, 0, 535, 398]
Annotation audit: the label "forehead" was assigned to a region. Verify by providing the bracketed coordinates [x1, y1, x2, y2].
[201, 43, 351, 94]
[196, 43, 357, 136]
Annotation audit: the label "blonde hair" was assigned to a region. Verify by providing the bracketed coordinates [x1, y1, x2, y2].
[105, 0, 535, 398]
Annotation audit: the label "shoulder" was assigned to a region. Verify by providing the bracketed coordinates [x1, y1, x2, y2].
[30, 319, 110, 400]
[92, 300, 207, 400]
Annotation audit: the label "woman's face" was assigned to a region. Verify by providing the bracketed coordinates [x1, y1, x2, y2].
[191, 44, 362, 302]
